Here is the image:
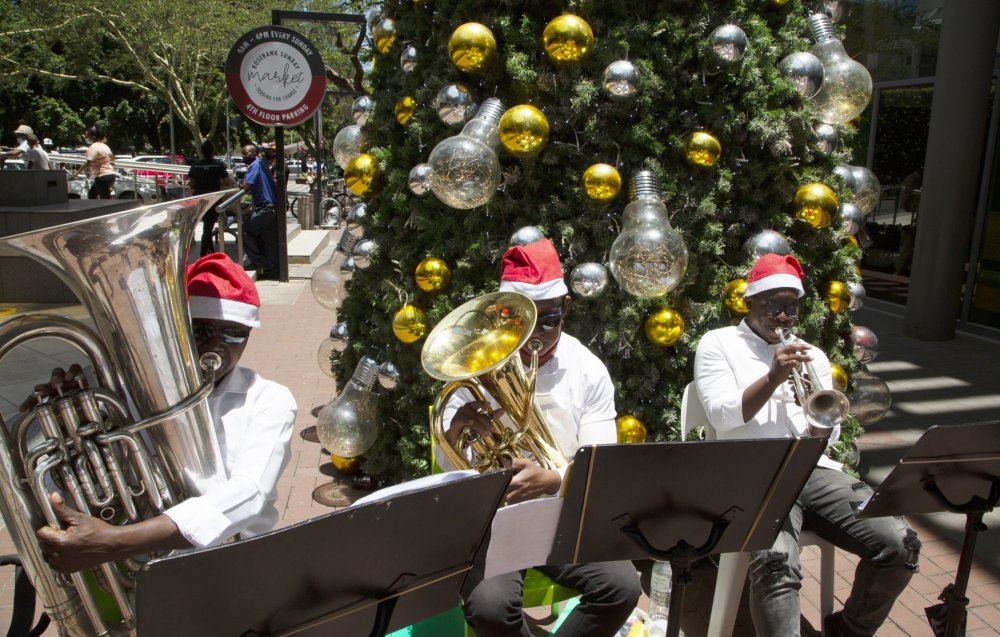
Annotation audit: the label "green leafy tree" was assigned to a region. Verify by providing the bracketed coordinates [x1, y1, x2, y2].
[338, 0, 870, 483]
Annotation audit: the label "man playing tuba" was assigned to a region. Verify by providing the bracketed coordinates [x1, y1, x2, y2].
[437, 239, 640, 637]
[30, 253, 297, 572]
[693, 253, 919, 637]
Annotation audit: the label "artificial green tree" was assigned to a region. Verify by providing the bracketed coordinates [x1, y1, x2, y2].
[333, 0, 868, 483]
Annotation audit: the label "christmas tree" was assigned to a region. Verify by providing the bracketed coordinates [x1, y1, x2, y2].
[326, 0, 875, 483]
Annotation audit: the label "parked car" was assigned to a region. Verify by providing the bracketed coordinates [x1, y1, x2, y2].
[131, 155, 188, 187]
[66, 171, 161, 203]
[1, 159, 25, 170]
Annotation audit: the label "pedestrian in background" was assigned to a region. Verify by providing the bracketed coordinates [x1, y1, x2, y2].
[75, 125, 116, 199]
[23, 134, 50, 170]
[188, 139, 236, 257]
[0, 124, 33, 164]
[240, 143, 279, 280]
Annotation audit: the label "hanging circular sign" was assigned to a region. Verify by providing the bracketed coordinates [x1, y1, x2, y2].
[226, 26, 327, 126]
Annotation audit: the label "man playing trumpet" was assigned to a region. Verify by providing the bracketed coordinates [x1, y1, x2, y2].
[437, 239, 641, 637]
[693, 253, 919, 637]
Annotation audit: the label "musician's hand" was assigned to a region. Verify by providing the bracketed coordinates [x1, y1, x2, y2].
[768, 344, 812, 387]
[18, 364, 86, 412]
[36, 492, 125, 573]
[503, 458, 561, 505]
[446, 401, 505, 446]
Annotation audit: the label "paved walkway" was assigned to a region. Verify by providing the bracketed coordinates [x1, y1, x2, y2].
[0, 250, 997, 635]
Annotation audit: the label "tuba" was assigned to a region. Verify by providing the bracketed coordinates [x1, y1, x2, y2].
[775, 326, 851, 437]
[422, 291, 567, 473]
[0, 193, 234, 636]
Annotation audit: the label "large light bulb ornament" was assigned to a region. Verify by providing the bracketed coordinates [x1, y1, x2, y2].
[428, 98, 504, 209]
[311, 230, 360, 311]
[333, 124, 364, 169]
[316, 356, 380, 458]
[609, 171, 689, 298]
[807, 13, 872, 124]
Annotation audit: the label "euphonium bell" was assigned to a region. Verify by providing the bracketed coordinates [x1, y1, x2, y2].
[421, 292, 567, 473]
[775, 327, 851, 437]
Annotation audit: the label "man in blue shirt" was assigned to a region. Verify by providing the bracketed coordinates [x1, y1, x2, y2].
[240, 143, 279, 280]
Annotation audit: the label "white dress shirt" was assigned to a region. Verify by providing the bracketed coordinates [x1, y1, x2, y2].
[437, 332, 617, 476]
[164, 366, 297, 547]
[693, 320, 841, 470]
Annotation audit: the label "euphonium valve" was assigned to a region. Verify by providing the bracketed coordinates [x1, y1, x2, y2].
[421, 292, 567, 473]
[775, 327, 851, 437]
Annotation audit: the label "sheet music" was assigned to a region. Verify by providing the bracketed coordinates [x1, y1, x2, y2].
[350, 470, 479, 507]
[484, 496, 563, 579]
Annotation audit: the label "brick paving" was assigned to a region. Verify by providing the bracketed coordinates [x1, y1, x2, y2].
[0, 261, 998, 634]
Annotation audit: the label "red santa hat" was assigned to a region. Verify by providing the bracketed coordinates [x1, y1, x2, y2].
[498, 239, 569, 301]
[745, 253, 805, 298]
[186, 253, 261, 328]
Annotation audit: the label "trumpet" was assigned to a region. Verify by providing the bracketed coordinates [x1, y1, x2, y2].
[775, 327, 850, 438]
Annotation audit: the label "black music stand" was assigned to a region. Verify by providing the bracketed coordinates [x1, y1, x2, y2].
[857, 422, 1000, 637]
[134, 470, 511, 637]
[548, 438, 827, 637]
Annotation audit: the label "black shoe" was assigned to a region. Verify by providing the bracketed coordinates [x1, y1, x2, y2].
[257, 269, 280, 281]
[823, 611, 864, 637]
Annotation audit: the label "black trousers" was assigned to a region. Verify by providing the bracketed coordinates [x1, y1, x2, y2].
[88, 174, 116, 199]
[242, 204, 278, 273]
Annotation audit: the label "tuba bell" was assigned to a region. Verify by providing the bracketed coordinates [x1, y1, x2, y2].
[0, 193, 235, 636]
[421, 291, 567, 473]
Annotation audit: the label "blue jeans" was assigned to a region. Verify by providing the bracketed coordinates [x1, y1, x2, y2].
[748, 467, 920, 637]
[462, 561, 641, 637]
[242, 204, 277, 272]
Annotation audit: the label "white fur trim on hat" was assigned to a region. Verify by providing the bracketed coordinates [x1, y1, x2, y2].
[189, 295, 261, 328]
[499, 277, 569, 301]
[745, 273, 805, 298]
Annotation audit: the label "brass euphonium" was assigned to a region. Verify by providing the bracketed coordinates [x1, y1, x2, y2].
[421, 292, 567, 473]
[0, 193, 236, 636]
[775, 326, 851, 437]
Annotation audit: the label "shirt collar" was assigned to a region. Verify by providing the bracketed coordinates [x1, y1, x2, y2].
[211, 366, 253, 397]
[737, 319, 780, 350]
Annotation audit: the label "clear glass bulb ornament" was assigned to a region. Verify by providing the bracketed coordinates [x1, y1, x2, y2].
[311, 230, 360, 311]
[316, 322, 348, 379]
[316, 356, 380, 458]
[333, 124, 364, 169]
[807, 13, 872, 125]
[428, 98, 504, 209]
[609, 171, 689, 298]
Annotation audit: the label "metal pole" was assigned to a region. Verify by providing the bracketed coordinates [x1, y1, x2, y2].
[313, 108, 323, 227]
[226, 100, 231, 165]
[169, 104, 175, 164]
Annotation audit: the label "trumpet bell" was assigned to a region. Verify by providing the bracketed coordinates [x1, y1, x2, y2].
[805, 388, 852, 433]
[422, 292, 537, 381]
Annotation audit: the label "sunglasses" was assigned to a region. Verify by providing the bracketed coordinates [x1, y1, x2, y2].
[761, 301, 799, 319]
[536, 311, 565, 332]
[193, 322, 251, 345]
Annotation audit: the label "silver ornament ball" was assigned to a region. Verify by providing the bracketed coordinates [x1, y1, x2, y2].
[743, 230, 792, 260]
[377, 361, 401, 391]
[352, 239, 375, 269]
[709, 24, 748, 64]
[851, 166, 882, 216]
[330, 321, 350, 351]
[347, 202, 367, 229]
[825, 0, 850, 24]
[352, 96, 374, 125]
[341, 256, 357, 275]
[408, 163, 433, 196]
[332, 124, 364, 169]
[602, 60, 641, 99]
[813, 123, 839, 156]
[399, 42, 417, 73]
[778, 51, 824, 98]
[570, 263, 610, 298]
[509, 226, 545, 247]
[834, 163, 857, 190]
[848, 281, 866, 311]
[851, 325, 879, 364]
[840, 202, 864, 235]
[434, 83, 477, 128]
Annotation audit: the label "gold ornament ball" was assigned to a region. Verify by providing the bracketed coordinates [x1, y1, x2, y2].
[373, 18, 398, 55]
[845, 235, 859, 248]
[448, 22, 497, 74]
[683, 131, 722, 168]
[345, 153, 378, 196]
[414, 258, 452, 292]
[542, 14, 595, 66]
[395, 96, 416, 125]
[794, 183, 838, 229]
[767, 0, 791, 6]
[830, 363, 849, 393]
[644, 307, 685, 347]
[822, 280, 852, 313]
[413, 0, 432, 4]
[330, 454, 363, 475]
[392, 304, 427, 344]
[723, 278, 749, 315]
[498, 105, 550, 158]
[582, 164, 622, 202]
[616, 415, 647, 443]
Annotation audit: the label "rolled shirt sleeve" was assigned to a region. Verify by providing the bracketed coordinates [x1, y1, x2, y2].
[164, 375, 296, 548]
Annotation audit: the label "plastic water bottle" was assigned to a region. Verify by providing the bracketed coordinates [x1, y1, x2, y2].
[647, 560, 672, 637]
